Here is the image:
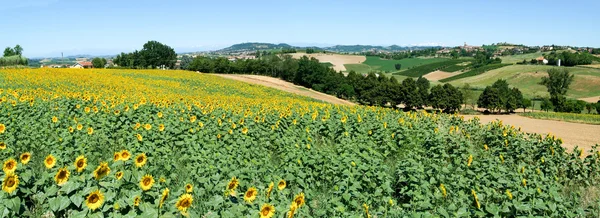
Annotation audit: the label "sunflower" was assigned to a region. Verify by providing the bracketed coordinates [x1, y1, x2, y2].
[135, 153, 147, 168]
[241, 127, 248, 135]
[159, 188, 169, 208]
[190, 116, 197, 123]
[44, 154, 56, 169]
[93, 162, 110, 180]
[278, 180, 286, 191]
[133, 196, 141, 207]
[244, 187, 258, 203]
[259, 204, 275, 218]
[0, 142, 6, 150]
[87, 127, 93, 135]
[75, 155, 87, 172]
[136, 134, 143, 142]
[84, 107, 91, 113]
[3, 158, 17, 174]
[85, 190, 105, 211]
[227, 177, 239, 191]
[158, 124, 165, 132]
[113, 152, 121, 161]
[266, 182, 274, 199]
[20, 152, 31, 164]
[134, 123, 141, 130]
[185, 183, 193, 193]
[54, 167, 70, 186]
[76, 124, 83, 130]
[140, 174, 155, 191]
[2, 173, 18, 194]
[120, 150, 131, 161]
[157, 112, 163, 118]
[144, 124, 152, 131]
[175, 194, 193, 213]
[68, 126, 74, 133]
[52, 116, 58, 123]
[0, 123, 5, 134]
[115, 171, 124, 180]
[288, 203, 297, 218]
[293, 192, 305, 207]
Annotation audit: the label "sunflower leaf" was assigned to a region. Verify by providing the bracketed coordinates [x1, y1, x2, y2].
[70, 195, 84, 208]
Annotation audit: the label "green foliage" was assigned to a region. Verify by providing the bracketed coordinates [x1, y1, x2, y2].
[439, 64, 511, 82]
[429, 83, 464, 112]
[477, 80, 524, 113]
[113, 41, 176, 69]
[396, 59, 471, 77]
[541, 98, 553, 112]
[0, 55, 28, 67]
[521, 112, 600, 125]
[545, 51, 595, 66]
[541, 68, 574, 97]
[91, 58, 107, 68]
[362, 56, 448, 73]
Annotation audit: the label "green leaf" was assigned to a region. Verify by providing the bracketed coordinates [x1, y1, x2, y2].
[70, 195, 84, 208]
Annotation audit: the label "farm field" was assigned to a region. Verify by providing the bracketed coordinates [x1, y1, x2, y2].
[1, 68, 600, 217]
[448, 65, 600, 99]
[345, 56, 448, 74]
[289, 53, 365, 72]
[520, 112, 600, 125]
[500, 52, 546, 64]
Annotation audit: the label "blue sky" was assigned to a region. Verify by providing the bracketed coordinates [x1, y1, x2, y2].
[1, 0, 598, 57]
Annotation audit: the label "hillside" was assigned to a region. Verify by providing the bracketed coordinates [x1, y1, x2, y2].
[217, 42, 294, 52]
[345, 56, 448, 74]
[215, 42, 441, 54]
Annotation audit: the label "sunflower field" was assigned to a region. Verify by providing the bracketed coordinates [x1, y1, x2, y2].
[0, 68, 600, 217]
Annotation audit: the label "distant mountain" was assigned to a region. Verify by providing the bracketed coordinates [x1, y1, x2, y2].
[215, 42, 441, 54]
[217, 43, 294, 52]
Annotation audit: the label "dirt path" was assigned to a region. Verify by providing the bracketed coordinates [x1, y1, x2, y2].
[463, 114, 600, 152]
[579, 96, 600, 103]
[423, 70, 461, 81]
[212, 74, 356, 106]
[290, 53, 366, 72]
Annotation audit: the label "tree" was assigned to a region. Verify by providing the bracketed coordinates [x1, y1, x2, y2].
[461, 84, 475, 109]
[416, 77, 430, 108]
[139, 41, 177, 69]
[522, 98, 532, 112]
[3, 47, 15, 57]
[394, 63, 402, 70]
[444, 83, 463, 112]
[92, 57, 106, 68]
[401, 78, 419, 110]
[540, 98, 553, 112]
[511, 88, 524, 113]
[13, 45, 23, 56]
[478, 86, 502, 113]
[540, 68, 574, 112]
[429, 85, 446, 111]
[585, 103, 594, 114]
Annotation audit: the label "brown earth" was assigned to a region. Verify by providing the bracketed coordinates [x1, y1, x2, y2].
[423, 70, 461, 81]
[463, 114, 600, 152]
[211, 74, 356, 106]
[580, 96, 600, 103]
[290, 53, 366, 72]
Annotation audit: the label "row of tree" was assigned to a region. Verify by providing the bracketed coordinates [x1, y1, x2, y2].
[113, 41, 177, 69]
[1, 45, 27, 66]
[544, 51, 595, 66]
[186, 55, 464, 112]
[477, 80, 526, 113]
[3, 45, 23, 57]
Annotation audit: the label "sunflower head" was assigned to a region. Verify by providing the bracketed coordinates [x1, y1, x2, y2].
[278, 180, 286, 191]
[44, 154, 56, 169]
[2, 173, 19, 194]
[259, 204, 275, 218]
[144, 124, 152, 131]
[159, 124, 165, 132]
[159, 188, 170, 208]
[136, 134, 143, 142]
[120, 150, 131, 161]
[76, 124, 83, 130]
[93, 162, 110, 180]
[227, 177, 239, 191]
[133, 196, 141, 207]
[52, 116, 58, 123]
[85, 190, 105, 211]
[54, 167, 70, 186]
[87, 127, 93, 135]
[135, 153, 147, 168]
[185, 183, 193, 193]
[0, 142, 6, 150]
[0, 123, 5, 134]
[3, 158, 17, 174]
[266, 182, 274, 199]
[293, 192, 305, 208]
[115, 171, 124, 180]
[75, 155, 87, 172]
[20, 152, 31, 164]
[140, 174, 155, 191]
[113, 152, 121, 161]
[244, 187, 258, 203]
[175, 194, 193, 213]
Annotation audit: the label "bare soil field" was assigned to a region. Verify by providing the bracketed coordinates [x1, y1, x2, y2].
[463, 114, 600, 152]
[211, 74, 356, 106]
[290, 53, 366, 72]
[580, 96, 600, 103]
[423, 70, 461, 81]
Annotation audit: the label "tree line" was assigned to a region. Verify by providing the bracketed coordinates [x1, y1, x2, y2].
[544, 51, 595, 66]
[186, 55, 464, 112]
[1, 44, 28, 66]
[113, 41, 177, 69]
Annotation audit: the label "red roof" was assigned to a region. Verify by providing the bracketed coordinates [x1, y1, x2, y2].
[78, 61, 93, 67]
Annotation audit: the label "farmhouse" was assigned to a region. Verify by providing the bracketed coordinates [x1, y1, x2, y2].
[536, 57, 549, 65]
[71, 61, 93, 69]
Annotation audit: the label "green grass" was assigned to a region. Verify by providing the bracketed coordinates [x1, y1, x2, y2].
[439, 64, 512, 82]
[320, 62, 333, 67]
[344, 56, 448, 74]
[520, 112, 600, 125]
[448, 65, 600, 99]
[500, 52, 547, 64]
[395, 59, 472, 77]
